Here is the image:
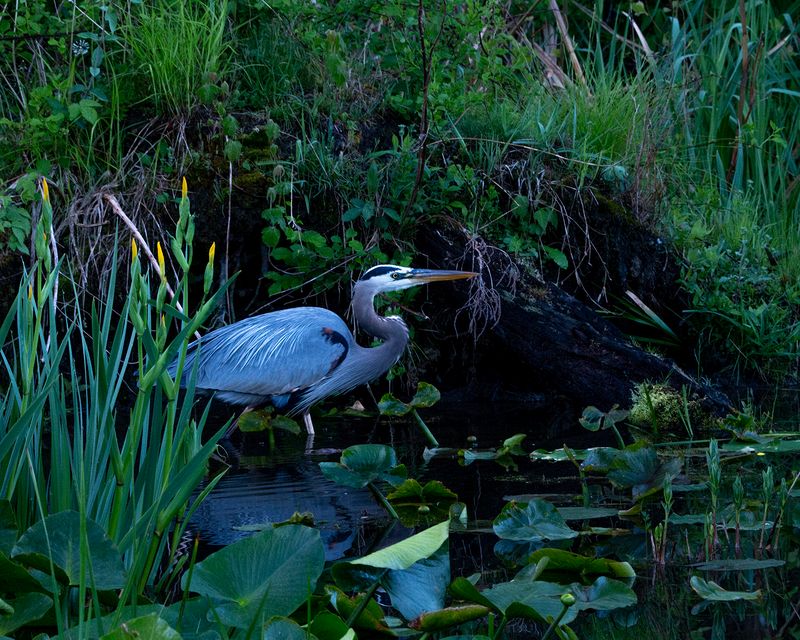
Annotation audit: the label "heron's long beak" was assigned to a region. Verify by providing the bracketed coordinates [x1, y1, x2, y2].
[408, 268, 478, 283]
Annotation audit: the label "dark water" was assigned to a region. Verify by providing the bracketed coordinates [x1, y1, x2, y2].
[189, 402, 799, 639]
[191, 403, 589, 561]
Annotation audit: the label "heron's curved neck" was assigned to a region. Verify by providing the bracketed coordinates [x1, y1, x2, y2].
[351, 283, 409, 350]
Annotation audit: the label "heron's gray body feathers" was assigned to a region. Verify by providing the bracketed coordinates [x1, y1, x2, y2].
[166, 264, 475, 421]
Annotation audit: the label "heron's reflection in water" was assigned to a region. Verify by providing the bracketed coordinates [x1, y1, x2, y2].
[191, 432, 411, 560]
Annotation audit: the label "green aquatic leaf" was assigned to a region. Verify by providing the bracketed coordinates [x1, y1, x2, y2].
[263, 617, 312, 640]
[378, 394, 412, 416]
[319, 444, 407, 488]
[410, 382, 441, 408]
[557, 507, 619, 520]
[606, 444, 682, 499]
[12, 511, 126, 590]
[334, 522, 451, 621]
[183, 525, 324, 628]
[350, 520, 449, 571]
[689, 576, 761, 601]
[0, 501, 16, 556]
[691, 559, 785, 571]
[382, 543, 450, 620]
[410, 605, 491, 632]
[581, 447, 619, 472]
[387, 480, 458, 527]
[0, 553, 45, 594]
[100, 614, 181, 640]
[569, 576, 637, 611]
[327, 585, 391, 633]
[0, 593, 52, 636]
[525, 549, 636, 579]
[483, 579, 575, 624]
[308, 611, 353, 640]
[493, 500, 578, 542]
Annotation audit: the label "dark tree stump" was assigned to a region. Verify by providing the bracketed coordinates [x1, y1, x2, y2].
[418, 224, 731, 417]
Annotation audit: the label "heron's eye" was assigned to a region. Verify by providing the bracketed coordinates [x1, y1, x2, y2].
[391, 272, 401, 280]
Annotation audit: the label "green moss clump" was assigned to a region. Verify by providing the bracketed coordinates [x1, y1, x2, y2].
[628, 383, 721, 439]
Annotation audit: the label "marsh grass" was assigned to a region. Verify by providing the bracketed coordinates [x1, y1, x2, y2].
[0, 181, 230, 628]
[126, 0, 231, 116]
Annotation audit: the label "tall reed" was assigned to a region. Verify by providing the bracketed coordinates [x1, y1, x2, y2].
[0, 178, 229, 617]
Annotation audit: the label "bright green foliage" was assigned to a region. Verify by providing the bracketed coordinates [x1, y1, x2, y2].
[0, 183, 229, 634]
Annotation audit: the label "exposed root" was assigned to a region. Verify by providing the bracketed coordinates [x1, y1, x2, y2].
[455, 230, 518, 344]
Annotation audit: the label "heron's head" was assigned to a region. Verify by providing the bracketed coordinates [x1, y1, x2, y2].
[356, 264, 478, 294]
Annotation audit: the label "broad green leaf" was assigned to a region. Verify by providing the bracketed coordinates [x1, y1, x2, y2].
[448, 577, 496, 611]
[319, 444, 407, 488]
[100, 614, 181, 640]
[410, 605, 491, 632]
[557, 507, 619, 520]
[387, 480, 458, 526]
[0, 501, 16, 556]
[327, 586, 391, 633]
[581, 447, 620, 472]
[691, 559, 785, 571]
[410, 382, 441, 408]
[237, 410, 271, 432]
[308, 611, 354, 640]
[525, 549, 636, 579]
[0, 553, 46, 593]
[493, 500, 577, 542]
[606, 445, 682, 499]
[569, 576, 637, 611]
[12, 511, 126, 590]
[382, 542, 450, 619]
[0, 593, 52, 636]
[689, 576, 761, 601]
[350, 521, 449, 571]
[263, 617, 312, 640]
[378, 394, 412, 416]
[183, 525, 324, 628]
[482, 579, 573, 623]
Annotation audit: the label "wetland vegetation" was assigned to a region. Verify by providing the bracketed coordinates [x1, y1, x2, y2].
[1, 0, 799, 638]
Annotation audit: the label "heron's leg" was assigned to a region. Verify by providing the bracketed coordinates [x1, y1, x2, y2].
[224, 406, 254, 438]
[303, 411, 315, 435]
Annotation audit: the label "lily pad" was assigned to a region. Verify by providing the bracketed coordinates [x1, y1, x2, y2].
[0, 593, 52, 636]
[606, 444, 682, 500]
[387, 480, 458, 526]
[569, 576, 637, 611]
[689, 576, 761, 601]
[183, 524, 324, 628]
[378, 394, 412, 417]
[410, 382, 441, 408]
[350, 520, 449, 572]
[327, 586, 392, 634]
[12, 511, 126, 590]
[557, 507, 619, 521]
[493, 500, 578, 542]
[319, 444, 407, 488]
[334, 521, 450, 620]
[691, 559, 785, 571]
[0, 552, 45, 594]
[525, 549, 636, 579]
[580, 405, 629, 432]
[100, 614, 181, 640]
[263, 617, 313, 640]
[308, 611, 354, 640]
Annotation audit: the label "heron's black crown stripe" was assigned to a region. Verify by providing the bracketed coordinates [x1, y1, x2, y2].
[361, 265, 400, 280]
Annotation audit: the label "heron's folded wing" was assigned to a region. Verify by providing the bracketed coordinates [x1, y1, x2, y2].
[183, 308, 352, 400]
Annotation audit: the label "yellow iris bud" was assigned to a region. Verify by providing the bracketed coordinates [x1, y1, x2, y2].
[209, 242, 216, 262]
[157, 241, 166, 278]
[131, 238, 138, 261]
[181, 177, 188, 200]
[42, 178, 50, 203]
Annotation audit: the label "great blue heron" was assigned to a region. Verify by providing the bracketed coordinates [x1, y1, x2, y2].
[169, 264, 477, 434]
